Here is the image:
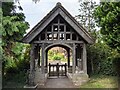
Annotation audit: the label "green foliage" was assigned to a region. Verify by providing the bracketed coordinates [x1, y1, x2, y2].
[2, 2, 30, 78]
[3, 43, 30, 74]
[76, 1, 119, 76]
[94, 2, 120, 53]
[48, 50, 54, 60]
[48, 49, 65, 61]
[87, 42, 118, 76]
[76, 0, 98, 37]
[113, 56, 120, 76]
[2, 2, 15, 16]
[52, 54, 62, 61]
[2, 16, 29, 46]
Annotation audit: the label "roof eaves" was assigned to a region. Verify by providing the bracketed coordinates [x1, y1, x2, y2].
[22, 4, 60, 43]
[59, 5, 94, 44]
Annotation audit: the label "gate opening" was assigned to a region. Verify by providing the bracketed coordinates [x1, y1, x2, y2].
[46, 46, 72, 77]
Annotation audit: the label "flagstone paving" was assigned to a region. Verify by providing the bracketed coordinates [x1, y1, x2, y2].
[38, 76, 77, 88]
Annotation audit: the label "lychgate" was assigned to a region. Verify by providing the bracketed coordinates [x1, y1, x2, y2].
[22, 2, 94, 87]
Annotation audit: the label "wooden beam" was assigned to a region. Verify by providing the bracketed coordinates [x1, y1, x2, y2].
[33, 40, 84, 44]
[24, 9, 60, 43]
[59, 9, 94, 44]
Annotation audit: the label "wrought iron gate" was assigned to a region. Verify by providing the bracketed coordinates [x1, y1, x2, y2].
[49, 63, 67, 77]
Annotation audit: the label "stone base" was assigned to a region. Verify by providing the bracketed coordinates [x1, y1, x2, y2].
[34, 68, 48, 86]
[67, 71, 89, 86]
[24, 84, 38, 88]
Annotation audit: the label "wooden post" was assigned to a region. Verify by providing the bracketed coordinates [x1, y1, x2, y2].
[38, 46, 40, 67]
[65, 63, 67, 76]
[83, 43, 87, 74]
[29, 44, 35, 85]
[49, 63, 51, 76]
[57, 63, 59, 77]
[67, 48, 70, 67]
[45, 50, 48, 73]
[41, 44, 45, 74]
[72, 43, 76, 74]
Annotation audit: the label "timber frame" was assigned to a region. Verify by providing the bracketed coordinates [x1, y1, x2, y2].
[22, 2, 94, 86]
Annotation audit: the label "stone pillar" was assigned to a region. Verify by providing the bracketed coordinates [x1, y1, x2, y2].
[29, 44, 35, 86]
[82, 43, 87, 74]
[40, 43, 46, 85]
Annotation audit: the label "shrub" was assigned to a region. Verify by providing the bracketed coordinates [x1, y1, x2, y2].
[52, 55, 62, 60]
[87, 43, 118, 76]
[113, 56, 120, 76]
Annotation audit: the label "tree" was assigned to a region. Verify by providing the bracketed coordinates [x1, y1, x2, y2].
[75, 0, 97, 36]
[2, 2, 29, 56]
[76, 0, 98, 74]
[94, 2, 120, 88]
[94, 2, 120, 53]
[2, 2, 29, 76]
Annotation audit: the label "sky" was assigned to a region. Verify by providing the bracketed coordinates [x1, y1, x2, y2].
[16, 0, 99, 32]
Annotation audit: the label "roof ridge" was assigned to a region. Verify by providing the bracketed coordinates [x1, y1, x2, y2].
[56, 2, 62, 6]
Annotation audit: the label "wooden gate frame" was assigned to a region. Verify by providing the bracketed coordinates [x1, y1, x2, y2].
[49, 63, 67, 77]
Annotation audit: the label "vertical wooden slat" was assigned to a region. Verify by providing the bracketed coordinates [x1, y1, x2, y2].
[64, 25, 66, 40]
[58, 18, 60, 40]
[52, 25, 54, 40]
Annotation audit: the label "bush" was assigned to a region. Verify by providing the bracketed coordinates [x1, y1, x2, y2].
[113, 56, 120, 76]
[87, 43, 118, 76]
[52, 55, 62, 60]
[3, 43, 30, 75]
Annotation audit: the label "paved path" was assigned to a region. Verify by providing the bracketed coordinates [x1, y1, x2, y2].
[38, 76, 76, 88]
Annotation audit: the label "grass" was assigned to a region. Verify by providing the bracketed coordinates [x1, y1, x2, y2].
[80, 75, 118, 88]
[3, 72, 118, 88]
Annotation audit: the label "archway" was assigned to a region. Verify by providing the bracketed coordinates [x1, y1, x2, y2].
[45, 44, 73, 76]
